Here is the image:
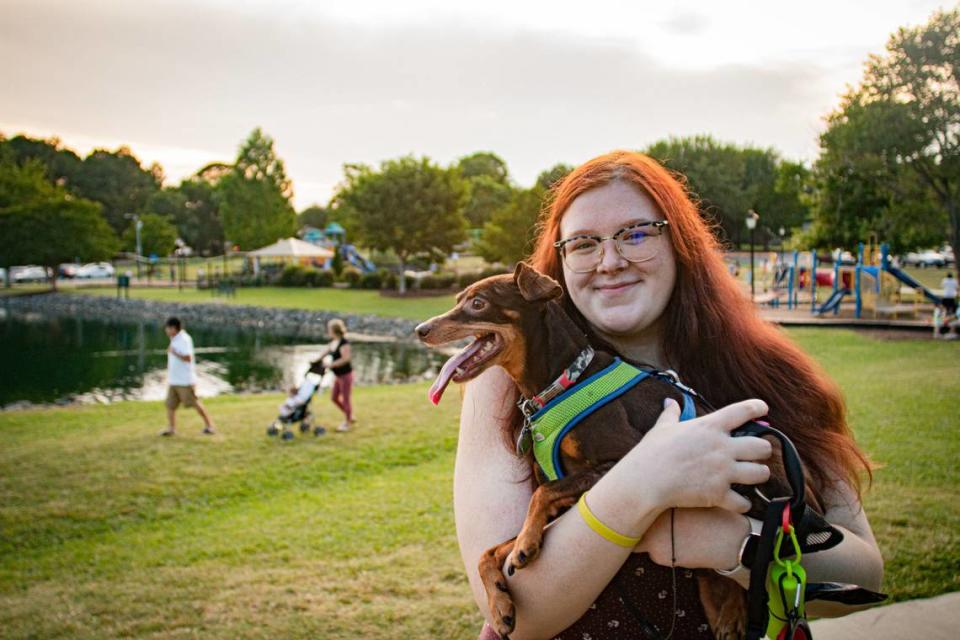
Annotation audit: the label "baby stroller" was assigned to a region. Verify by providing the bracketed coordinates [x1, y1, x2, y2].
[267, 359, 328, 440]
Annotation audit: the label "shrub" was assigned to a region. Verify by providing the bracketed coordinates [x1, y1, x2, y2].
[360, 271, 382, 289]
[316, 270, 335, 287]
[480, 266, 510, 279]
[435, 273, 457, 289]
[279, 264, 308, 287]
[419, 273, 457, 290]
[457, 271, 483, 288]
[341, 267, 363, 288]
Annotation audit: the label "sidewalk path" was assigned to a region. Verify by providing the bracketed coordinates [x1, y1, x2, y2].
[809, 592, 960, 640]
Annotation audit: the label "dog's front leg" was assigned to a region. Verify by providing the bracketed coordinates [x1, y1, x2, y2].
[507, 466, 611, 575]
[478, 538, 520, 638]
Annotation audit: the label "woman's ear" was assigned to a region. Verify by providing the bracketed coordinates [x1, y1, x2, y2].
[514, 262, 562, 302]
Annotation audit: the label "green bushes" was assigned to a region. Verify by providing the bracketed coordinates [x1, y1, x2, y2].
[456, 267, 509, 289]
[278, 265, 336, 287]
[342, 267, 363, 288]
[418, 273, 457, 290]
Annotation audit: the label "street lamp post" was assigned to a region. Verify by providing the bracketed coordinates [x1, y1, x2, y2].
[124, 213, 143, 280]
[778, 225, 786, 270]
[745, 210, 760, 302]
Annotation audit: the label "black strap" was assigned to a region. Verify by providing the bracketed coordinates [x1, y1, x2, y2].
[745, 497, 790, 640]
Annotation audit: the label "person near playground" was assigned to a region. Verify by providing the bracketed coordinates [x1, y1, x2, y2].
[940, 272, 957, 315]
[161, 317, 216, 436]
[319, 318, 355, 432]
[459, 151, 883, 638]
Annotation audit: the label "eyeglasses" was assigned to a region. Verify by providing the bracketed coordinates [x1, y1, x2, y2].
[554, 220, 669, 273]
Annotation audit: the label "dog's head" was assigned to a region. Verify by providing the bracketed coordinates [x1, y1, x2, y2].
[416, 263, 563, 404]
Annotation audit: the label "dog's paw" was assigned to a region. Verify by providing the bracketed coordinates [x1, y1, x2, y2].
[489, 583, 516, 638]
[508, 532, 542, 573]
[712, 594, 747, 640]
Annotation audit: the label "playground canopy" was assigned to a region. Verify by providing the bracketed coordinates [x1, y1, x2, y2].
[247, 238, 334, 260]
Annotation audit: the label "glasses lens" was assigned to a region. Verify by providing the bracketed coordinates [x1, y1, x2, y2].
[563, 238, 601, 272]
[617, 224, 662, 263]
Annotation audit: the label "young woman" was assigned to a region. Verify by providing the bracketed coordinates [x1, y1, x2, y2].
[459, 151, 882, 639]
[322, 318, 355, 432]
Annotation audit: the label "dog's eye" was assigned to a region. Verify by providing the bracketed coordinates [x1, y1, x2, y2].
[470, 298, 487, 311]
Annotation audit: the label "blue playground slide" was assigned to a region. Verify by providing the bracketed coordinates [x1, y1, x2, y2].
[884, 265, 942, 304]
[341, 244, 376, 273]
[815, 288, 850, 315]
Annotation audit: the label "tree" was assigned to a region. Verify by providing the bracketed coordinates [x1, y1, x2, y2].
[332, 156, 468, 293]
[145, 182, 224, 255]
[536, 163, 574, 191]
[462, 176, 514, 228]
[298, 205, 328, 230]
[476, 187, 545, 265]
[645, 136, 808, 245]
[814, 8, 960, 254]
[69, 146, 161, 234]
[0, 134, 83, 190]
[0, 171, 118, 289]
[458, 152, 514, 228]
[458, 151, 509, 184]
[0, 158, 62, 209]
[218, 128, 296, 250]
[123, 212, 178, 258]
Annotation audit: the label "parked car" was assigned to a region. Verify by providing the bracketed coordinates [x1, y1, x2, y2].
[11, 265, 51, 283]
[76, 262, 116, 279]
[58, 263, 81, 278]
[902, 250, 947, 268]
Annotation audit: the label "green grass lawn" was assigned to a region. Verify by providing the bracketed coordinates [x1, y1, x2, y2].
[72, 286, 458, 321]
[0, 329, 957, 638]
[898, 265, 954, 290]
[0, 284, 51, 297]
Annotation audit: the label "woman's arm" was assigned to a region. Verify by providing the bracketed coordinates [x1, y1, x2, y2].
[639, 484, 883, 617]
[456, 367, 773, 639]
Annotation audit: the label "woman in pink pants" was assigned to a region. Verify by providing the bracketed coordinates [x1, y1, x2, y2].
[323, 318, 355, 432]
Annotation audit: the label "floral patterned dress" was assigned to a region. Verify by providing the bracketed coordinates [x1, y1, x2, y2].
[480, 554, 713, 639]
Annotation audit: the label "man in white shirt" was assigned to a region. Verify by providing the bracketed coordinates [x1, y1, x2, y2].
[160, 317, 216, 436]
[941, 272, 957, 315]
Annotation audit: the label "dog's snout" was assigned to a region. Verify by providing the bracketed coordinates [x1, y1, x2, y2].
[415, 322, 432, 340]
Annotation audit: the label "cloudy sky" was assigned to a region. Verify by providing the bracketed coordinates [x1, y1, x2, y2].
[0, 0, 949, 207]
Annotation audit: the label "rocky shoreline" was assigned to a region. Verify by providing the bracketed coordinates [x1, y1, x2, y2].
[1, 292, 420, 340]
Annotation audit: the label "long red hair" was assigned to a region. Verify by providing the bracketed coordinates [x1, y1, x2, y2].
[529, 150, 871, 496]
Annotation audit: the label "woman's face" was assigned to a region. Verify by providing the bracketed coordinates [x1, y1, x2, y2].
[559, 180, 677, 345]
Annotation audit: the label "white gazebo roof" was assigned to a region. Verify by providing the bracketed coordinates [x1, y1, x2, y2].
[247, 237, 334, 259]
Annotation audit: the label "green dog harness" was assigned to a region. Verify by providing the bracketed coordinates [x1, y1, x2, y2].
[517, 356, 698, 482]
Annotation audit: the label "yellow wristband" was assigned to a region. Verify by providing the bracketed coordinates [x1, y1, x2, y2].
[576, 493, 642, 548]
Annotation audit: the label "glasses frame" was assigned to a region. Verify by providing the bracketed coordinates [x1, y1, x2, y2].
[553, 220, 670, 273]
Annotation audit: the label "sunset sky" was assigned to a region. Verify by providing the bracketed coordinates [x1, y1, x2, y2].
[0, 0, 949, 207]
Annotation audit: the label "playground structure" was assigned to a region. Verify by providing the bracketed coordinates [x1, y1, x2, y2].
[762, 237, 943, 319]
[301, 223, 377, 273]
[340, 243, 376, 273]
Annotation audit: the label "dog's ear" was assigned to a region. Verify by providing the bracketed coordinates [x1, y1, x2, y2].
[514, 262, 562, 302]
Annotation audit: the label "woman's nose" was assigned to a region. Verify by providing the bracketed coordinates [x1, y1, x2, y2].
[596, 239, 627, 273]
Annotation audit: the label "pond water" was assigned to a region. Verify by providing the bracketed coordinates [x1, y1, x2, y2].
[0, 310, 449, 408]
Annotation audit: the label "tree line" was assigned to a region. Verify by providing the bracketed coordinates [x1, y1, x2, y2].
[1, 6, 955, 287]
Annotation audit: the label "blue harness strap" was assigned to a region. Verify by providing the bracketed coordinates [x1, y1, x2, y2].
[526, 359, 698, 481]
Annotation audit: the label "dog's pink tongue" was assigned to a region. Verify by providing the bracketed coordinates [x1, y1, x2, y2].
[428, 339, 481, 405]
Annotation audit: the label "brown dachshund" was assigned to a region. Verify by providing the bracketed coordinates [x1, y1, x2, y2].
[417, 263, 826, 639]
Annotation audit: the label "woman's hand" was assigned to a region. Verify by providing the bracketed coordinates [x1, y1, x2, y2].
[628, 398, 773, 514]
[636, 508, 751, 571]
